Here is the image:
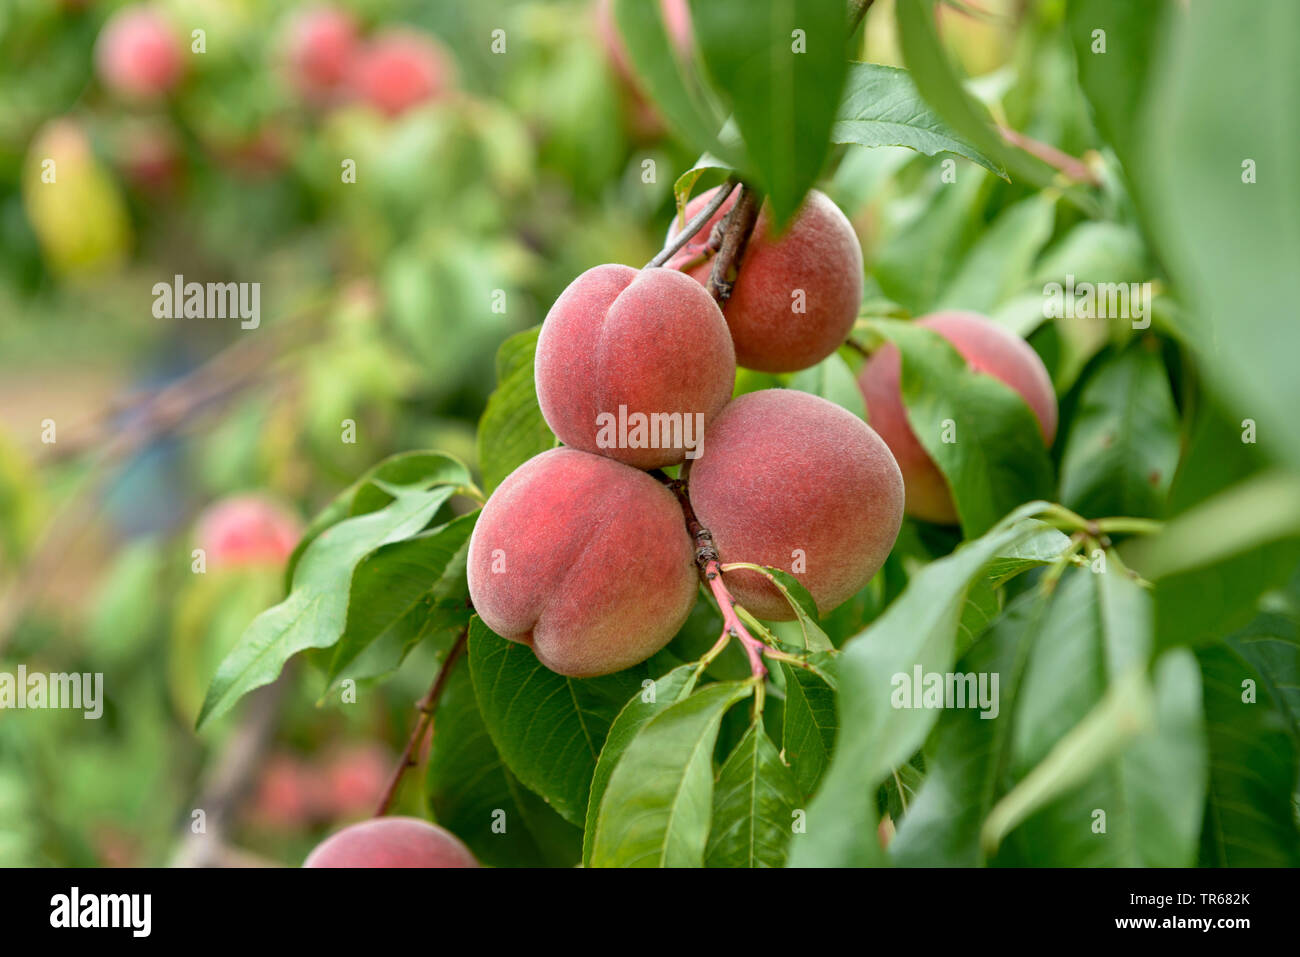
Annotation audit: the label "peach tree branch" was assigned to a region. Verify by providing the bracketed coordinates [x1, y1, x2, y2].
[374, 623, 469, 817]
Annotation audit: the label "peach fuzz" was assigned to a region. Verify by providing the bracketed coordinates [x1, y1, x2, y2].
[667, 187, 863, 373]
[687, 389, 904, 621]
[303, 817, 478, 868]
[467, 448, 698, 677]
[535, 265, 736, 470]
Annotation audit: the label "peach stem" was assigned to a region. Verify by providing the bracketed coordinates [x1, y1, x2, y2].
[704, 559, 768, 679]
[645, 177, 738, 269]
[656, 474, 769, 680]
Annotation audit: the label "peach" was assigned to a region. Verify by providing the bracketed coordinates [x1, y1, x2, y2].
[687, 389, 903, 620]
[303, 817, 478, 868]
[467, 448, 698, 677]
[195, 495, 303, 569]
[535, 265, 736, 469]
[95, 6, 184, 99]
[350, 29, 454, 117]
[282, 5, 358, 104]
[856, 311, 1058, 525]
[320, 744, 391, 819]
[667, 187, 864, 373]
[249, 754, 317, 830]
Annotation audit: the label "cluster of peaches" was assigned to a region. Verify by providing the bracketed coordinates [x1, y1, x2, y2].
[465, 186, 1057, 679]
[94, 3, 453, 116]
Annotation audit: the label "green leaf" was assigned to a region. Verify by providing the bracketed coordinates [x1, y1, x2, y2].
[477, 326, 555, 495]
[427, 664, 581, 868]
[325, 511, 478, 686]
[832, 62, 1003, 176]
[954, 574, 1000, 659]
[582, 664, 703, 867]
[937, 193, 1057, 314]
[1066, 0, 1174, 173]
[787, 350, 867, 420]
[870, 319, 1056, 538]
[899, 568, 1206, 867]
[197, 483, 453, 727]
[998, 221, 1151, 379]
[689, 0, 849, 226]
[1196, 642, 1300, 866]
[891, 589, 1049, 866]
[992, 569, 1205, 866]
[673, 155, 734, 223]
[983, 520, 1072, 586]
[467, 619, 645, 826]
[1134, 0, 1300, 470]
[612, 0, 732, 161]
[780, 662, 838, 799]
[789, 504, 1049, 866]
[590, 680, 754, 867]
[871, 163, 986, 314]
[895, 0, 1099, 214]
[1124, 471, 1300, 651]
[1228, 568, 1300, 741]
[285, 451, 471, 588]
[1059, 343, 1180, 520]
[705, 722, 801, 867]
[990, 651, 1205, 866]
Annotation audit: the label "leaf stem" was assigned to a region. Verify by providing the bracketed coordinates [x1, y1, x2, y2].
[457, 482, 487, 506]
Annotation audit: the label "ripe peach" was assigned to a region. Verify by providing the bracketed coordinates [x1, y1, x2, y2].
[249, 754, 317, 830]
[350, 29, 454, 117]
[535, 265, 736, 469]
[667, 187, 864, 373]
[856, 311, 1058, 525]
[303, 817, 478, 868]
[282, 5, 358, 105]
[687, 389, 903, 620]
[195, 495, 303, 570]
[94, 6, 184, 99]
[320, 745, 391, 819]
[467, 448, 698, 677]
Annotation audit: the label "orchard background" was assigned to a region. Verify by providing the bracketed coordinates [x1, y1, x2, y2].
[1, 0, 1298, 869]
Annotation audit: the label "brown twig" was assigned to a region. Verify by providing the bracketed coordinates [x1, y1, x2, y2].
[0, 312, 318, 654]
[657, 475, 768, 679]
[374, 626, 469, 817]
[706, 186, 761, 303]
[170, 676, 289, 868]
[646, 177, 739, 268]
